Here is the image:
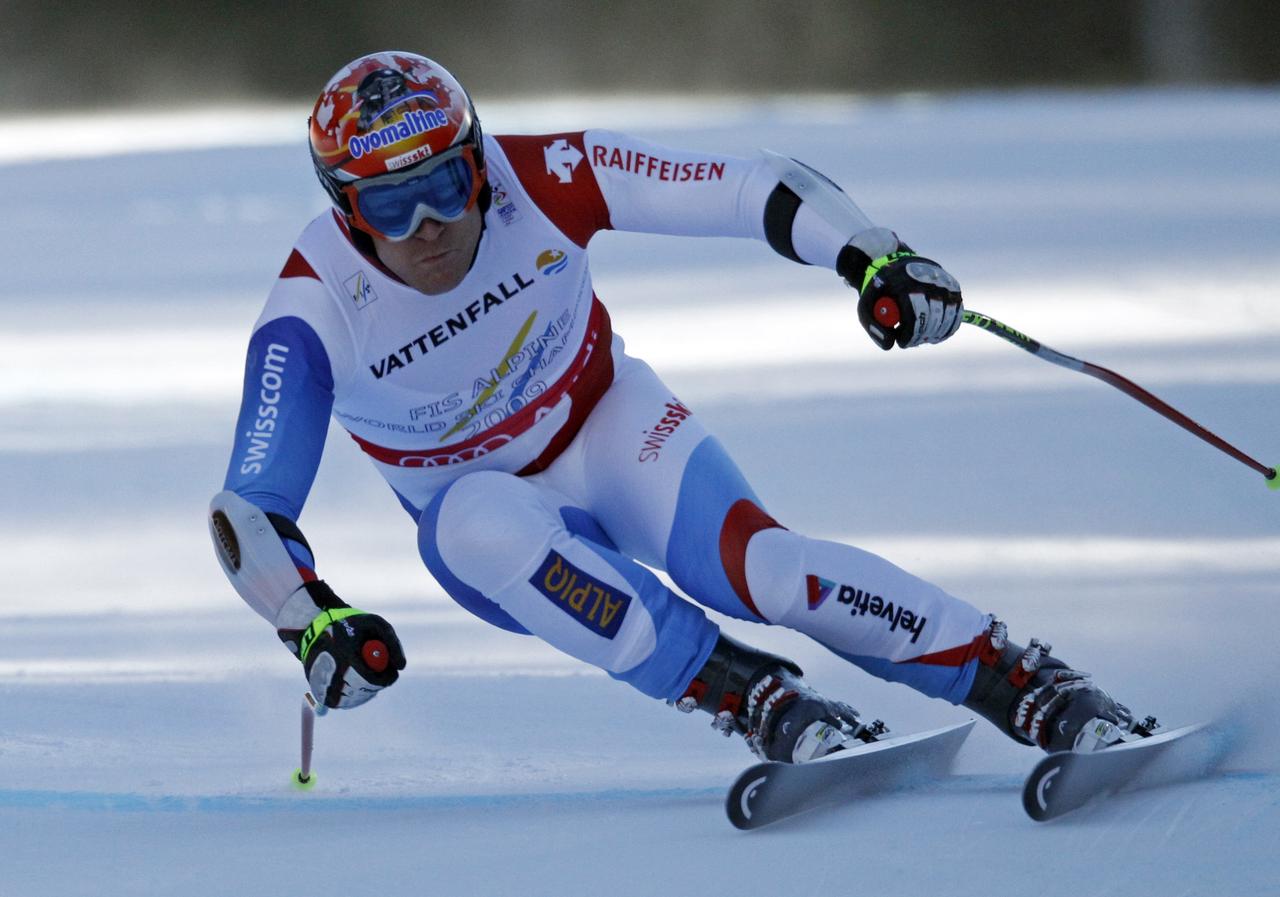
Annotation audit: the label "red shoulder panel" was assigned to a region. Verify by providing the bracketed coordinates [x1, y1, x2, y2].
[496, 133, 612, 247]
[279, 248, 320, 280]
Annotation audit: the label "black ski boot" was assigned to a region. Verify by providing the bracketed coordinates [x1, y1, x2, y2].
[964, 620, 1156, 753]
[674, 633, 881, 762]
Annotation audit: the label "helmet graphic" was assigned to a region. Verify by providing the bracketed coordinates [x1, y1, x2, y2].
[309, 52, 486, 240]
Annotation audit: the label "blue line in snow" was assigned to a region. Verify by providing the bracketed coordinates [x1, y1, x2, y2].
[0, 785, 727, 814]
[1, 772, 1270, 815]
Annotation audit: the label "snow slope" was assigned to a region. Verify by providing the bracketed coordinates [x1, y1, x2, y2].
[2, 89, 1278, 896]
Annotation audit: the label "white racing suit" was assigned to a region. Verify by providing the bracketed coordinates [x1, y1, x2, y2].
[219, 129, 990, 705]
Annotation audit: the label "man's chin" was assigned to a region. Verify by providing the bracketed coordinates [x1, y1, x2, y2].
[408, 259, 467, 294]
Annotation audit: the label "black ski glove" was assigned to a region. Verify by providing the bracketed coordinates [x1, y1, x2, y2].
[839, 244, 964, 350]
[276, 580, 406, 710]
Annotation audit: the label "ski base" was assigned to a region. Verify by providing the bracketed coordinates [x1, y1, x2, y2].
[1022, 722, 1220, 821]
[725, 719, 975, 830]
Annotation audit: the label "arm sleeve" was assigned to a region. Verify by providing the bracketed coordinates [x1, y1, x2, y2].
[495, 130, 873, 268]
[221, 313, 335, 576]
[584, 129, 869, 268]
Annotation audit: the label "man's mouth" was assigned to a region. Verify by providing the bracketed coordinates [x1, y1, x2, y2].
[418, 248, 454, 264]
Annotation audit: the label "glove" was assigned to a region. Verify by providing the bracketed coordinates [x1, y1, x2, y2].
[838, 233, 963, 350]
[275, 580, 406, 709]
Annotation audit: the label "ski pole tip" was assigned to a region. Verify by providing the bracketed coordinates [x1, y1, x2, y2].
[291, 768, 316, 791]
[1267, 468, 1280, 491]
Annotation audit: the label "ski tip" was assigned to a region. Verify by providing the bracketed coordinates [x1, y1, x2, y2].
[1022, 758, 1064, 822]
[724, 719, 978, 831]
[725, 767, 774, 831]
[1021, 721, 1216, 822]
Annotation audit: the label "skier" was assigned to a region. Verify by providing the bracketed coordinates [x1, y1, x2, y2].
[210, 51, 1147, 765]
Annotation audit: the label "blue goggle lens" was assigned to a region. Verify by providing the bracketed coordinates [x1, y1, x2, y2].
[355, 155, 474, 236]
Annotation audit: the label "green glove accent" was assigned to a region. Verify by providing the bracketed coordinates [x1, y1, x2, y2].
[860, 250, 917, 293]
[298, 607, 365, 664]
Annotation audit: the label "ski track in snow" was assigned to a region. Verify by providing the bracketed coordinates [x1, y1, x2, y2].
[2, 89, 1278, 896]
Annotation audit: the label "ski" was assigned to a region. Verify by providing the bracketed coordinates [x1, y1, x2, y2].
[1022, 722, 1219, 821]
[725, 719, 975, 830]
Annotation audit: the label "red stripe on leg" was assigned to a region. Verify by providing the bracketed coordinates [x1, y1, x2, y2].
[897, 632, 986, 667]
[718, 499, 785, 621]
[805, 574, 822, 610]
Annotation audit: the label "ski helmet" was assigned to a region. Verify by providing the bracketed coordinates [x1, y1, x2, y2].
[308, 52, 486, 240]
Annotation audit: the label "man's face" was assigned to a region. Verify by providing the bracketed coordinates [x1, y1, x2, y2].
[370, 205, 483, 295]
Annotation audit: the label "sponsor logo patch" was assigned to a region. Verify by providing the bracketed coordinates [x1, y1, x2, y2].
[386, 145, 433, 171]
[491, 175, 521, 225]
[591, 145, 725, 182]
[343, 271, 379, 309]
[368, 271, 535, 379]
[808, 577, 928, 645]
[544, 138, 584, 184]
[805, 574, 837, 610]
[530, 550, 631, 639]
[536, 248, 568, 276]
[347, 107, 448, 159]
[238, 342, 290, 476]
[636, 399, 692, 463]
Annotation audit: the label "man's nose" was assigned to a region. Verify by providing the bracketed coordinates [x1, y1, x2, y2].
[413, 218, 446, 240]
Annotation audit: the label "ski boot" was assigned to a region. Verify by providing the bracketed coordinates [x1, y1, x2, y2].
[674, 633, 882, 763]
[964, 619, 1157, 753]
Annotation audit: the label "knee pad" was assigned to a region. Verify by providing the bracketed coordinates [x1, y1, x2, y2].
[426, 471, 561, 594]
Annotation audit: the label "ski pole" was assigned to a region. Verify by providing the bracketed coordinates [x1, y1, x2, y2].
[958, 308, 1278, 489]
[292, 692, 323, 790]
[757, 148, 1277, 488]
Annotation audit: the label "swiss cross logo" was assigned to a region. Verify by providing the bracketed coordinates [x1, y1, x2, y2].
[544, 138, 584, 184]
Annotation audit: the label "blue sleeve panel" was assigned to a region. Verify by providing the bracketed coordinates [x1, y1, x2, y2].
[556, 504, 718, 701]
[281, 537, 317, 573]
[222, 315, 335, 522]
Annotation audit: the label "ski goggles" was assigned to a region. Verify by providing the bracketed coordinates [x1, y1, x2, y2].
[343, 143, 483, 241]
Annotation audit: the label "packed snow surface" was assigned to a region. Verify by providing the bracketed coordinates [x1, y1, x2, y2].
[2, 89, 1278, 896]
